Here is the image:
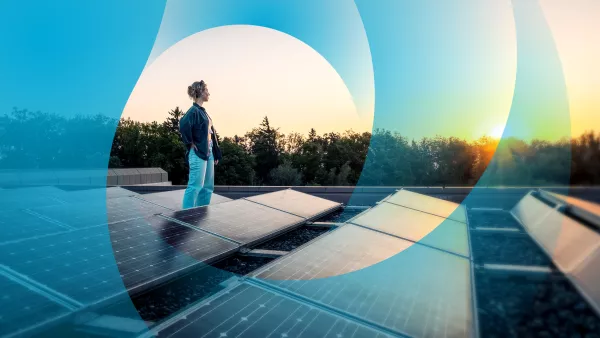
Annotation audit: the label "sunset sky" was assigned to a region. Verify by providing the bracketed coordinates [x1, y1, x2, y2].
[122, 1, 599, 140]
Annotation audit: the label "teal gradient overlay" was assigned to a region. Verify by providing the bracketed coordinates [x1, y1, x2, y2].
[0, 1, 167, 336]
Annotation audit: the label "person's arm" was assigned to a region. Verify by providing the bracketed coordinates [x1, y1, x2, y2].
[180, 110, 197, 151]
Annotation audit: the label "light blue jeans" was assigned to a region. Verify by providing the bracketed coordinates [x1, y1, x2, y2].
[182, 146, 214, 209]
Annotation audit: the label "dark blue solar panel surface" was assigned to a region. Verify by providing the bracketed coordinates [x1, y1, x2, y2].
[0, 216, 238, 306]
[28, 196, 172, 229]
[244, 189, 342, 219]
[0, 209, 70, 244]
[166, 199, 305, 245]
[252, 225, 473, 338]
[155, 283, 393, 338]
[0, 274, 71, 338]
[135, 190, 232, 211]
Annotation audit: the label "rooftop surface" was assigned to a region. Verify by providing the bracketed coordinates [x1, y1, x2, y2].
[0, 185, 599, 337]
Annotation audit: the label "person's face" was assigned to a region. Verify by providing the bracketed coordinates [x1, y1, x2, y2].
[201, 86, 210, 102]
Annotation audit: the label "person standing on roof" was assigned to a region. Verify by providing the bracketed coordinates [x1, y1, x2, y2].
[179, 80, 222, 209]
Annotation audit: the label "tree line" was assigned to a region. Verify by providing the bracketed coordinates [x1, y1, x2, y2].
[1, 107, 599, 186]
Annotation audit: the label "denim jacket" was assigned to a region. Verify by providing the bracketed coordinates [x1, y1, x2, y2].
[179, 103, 222, 162]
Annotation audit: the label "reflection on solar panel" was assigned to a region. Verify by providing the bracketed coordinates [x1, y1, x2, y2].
[245, 189, 342, 219]
[28, 196, 172, 229]
[251, 224, 473, 338]
[150, 283, 394, 338]
[0, 216, 238, 306]
[350, 202, 470, 257]
[527, 208, 600, 272]
[0, 273, 71, 338]
[571, 247, 600, 316]
[134, 189, 232, 211]
[386, 189, 467, 223]
[0, 209, 70, 244]
[510, 192, 555, 232]
[167, 199, 305, 245]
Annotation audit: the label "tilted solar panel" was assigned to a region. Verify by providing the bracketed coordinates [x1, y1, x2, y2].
[0, 216, 238, 306]
[134, 189, 232, 211]
[244, 189, 342, 219]
[385, 189, 467, 224]
[251, 224, 474, 338]
[350, 202, 470, 257]
[148, 283, 395, 338]
[165, 199, 305, 246]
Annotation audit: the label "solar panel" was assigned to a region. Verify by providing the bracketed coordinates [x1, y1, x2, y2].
[55, 187, 137, 204]
[0, 216, 238, 306]
[510, 192, 555, 232]
[0, 209, 71, 244]
[571, 246, 600, 316]
[526, 207, 600, 272]
[349, 202, 470, 257]
[0, 273, 72, 338]
[28, 196, 172, 229]
[244, 189, 342, 219]
[0, 186, 68, 210]
[149, 283, 394, 338]
[134, 189, 232, 211]
[251, 224, 474, 338]
[166, 199, 305, 246]
[385, 189, 467, 223]
[539, 190, 600, 228]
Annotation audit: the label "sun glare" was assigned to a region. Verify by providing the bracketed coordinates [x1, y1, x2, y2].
[490, 124, 505, 139]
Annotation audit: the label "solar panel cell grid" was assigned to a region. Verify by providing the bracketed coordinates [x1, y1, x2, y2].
[155, 283, 394, 338]
[252, 225, 473, 338]
[350, 202, 470, 257]
[0, 209, 70, 244]
[0, 274, 71, 338]
[28, 196, 171, 229]
[386, 189, 467, 223]
[135, 190, 232, 211]
[0, 216, 238, 306]
[245, 189, 341, 219]
[168, 199, 305, 245]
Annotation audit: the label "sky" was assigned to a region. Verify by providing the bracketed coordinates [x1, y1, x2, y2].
[123, 25, 367, 138]
[122, 3, 599, 140]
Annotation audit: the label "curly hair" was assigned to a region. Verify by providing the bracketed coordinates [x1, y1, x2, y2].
[187, 80, 207, 100]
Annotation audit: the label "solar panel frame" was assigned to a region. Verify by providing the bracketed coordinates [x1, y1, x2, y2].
[0, 216, 239, 307]
[538, 190, 600, 231]
[163, 199, 307, 247]
[244, 188, 343, 220]
[250, 224, 475, 338]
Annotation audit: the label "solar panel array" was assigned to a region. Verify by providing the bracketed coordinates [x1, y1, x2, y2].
[0, 186, 341, 337]
[153, 189, 474, 338]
